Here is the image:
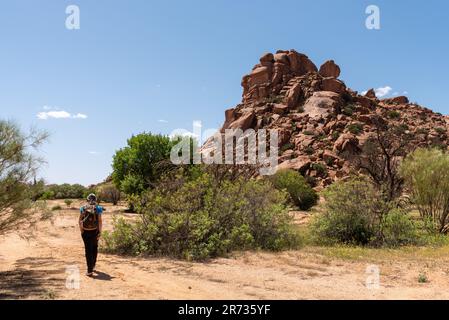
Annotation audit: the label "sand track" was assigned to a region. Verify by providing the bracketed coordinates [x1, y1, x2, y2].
[1, 200, 449, 300]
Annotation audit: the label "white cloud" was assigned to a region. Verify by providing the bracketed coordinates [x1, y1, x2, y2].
[37, 108, 88, 120]
[158, 119, 168, 123]
[375, 86, 393, 98]
[37, 110, 72, 120]
[88, 151, 100, 155]
[169, 129, 199, 140]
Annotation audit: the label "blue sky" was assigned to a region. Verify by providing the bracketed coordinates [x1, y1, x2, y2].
[0, 0, 448, 186]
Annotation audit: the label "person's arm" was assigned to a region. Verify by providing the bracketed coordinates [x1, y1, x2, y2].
[97, 206, 103, 239]
[98, 214, 103, 234]
[79, 206, 85, 234]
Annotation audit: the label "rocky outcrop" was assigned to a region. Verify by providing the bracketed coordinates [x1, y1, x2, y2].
[319, 60, 341, 78]
[242, 50, 317, 104]
[206, 50, 449, 188]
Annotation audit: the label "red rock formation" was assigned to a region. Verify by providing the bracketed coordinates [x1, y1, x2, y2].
[206, 50, 449, 188]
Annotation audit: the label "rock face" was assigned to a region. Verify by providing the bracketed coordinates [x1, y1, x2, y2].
[319, 60, 341, 78]
[207, 50, 449, 188]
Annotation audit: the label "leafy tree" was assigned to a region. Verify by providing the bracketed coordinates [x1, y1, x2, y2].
[112, 133, 176, 200]
[351, 120, 414, 202]
[0, 120, 48, 233]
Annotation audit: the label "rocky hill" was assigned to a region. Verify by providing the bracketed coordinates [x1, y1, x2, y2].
[209, 50, 449, 188]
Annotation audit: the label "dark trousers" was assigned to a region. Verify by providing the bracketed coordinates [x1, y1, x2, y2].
[82, 230, 99, 273]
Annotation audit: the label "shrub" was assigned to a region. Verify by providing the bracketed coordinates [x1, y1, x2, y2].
[103, 172, 299, 260]
[64, 199, 73, 208]
[331, 131, 341, 141]
[311, 178, 425, 247]
[270, 169, 318, 210]
[418, 273, 428, 283]
[435, 127, 447, 135]
[39, 184, 88, 200]
[51, 205, 62, 211]
[310, 178, 386, 245]
[280, 143, 295, 153]
[311, 163, 328, 177]
[400, 148, 449, 233]
[416, 128, 429, 135]
[304, 146, 314, 155]
[381, 209, 418, 246]
[347, 123, 363, 135]
[342, 105, 355, 116]
[97, 183, 121, 205]
[387, 110, 401, 119]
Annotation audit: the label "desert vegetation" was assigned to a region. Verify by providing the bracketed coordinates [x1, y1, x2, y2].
[0, 120, 48, 234]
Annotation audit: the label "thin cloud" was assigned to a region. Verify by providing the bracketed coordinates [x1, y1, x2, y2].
[158, 119, 169, 123]
[37, 108, 88, 120]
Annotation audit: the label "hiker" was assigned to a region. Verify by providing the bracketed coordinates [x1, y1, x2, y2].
[79, 193, 104, 277]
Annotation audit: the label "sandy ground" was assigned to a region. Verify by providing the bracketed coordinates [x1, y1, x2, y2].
[1, 200, 449, 300]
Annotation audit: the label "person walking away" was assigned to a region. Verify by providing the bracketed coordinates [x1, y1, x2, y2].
[79, 193, 104, 277]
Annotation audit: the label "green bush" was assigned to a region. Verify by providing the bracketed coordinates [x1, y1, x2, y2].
[39, 184, 88, 200]
[64, 199, 73, 208]
[342, 105, 355, 116]
[51, 205, 62, 211]
[103, 172, 299, 260]
[304, 146, 314, 155]
[311, 163, 328, 177]
[435, 127, 447, 135]
[400, 148, 449, 233]
[269, 169, 318, 210]
[280, 143, 295, 153]
[387, 110, 401, 119]
[311, 178, 426, 247]
[331, 131, 341, 141]
[347, 123, 363, 135]
[310, 178, 385, 245]
[381, 209, 418, 246]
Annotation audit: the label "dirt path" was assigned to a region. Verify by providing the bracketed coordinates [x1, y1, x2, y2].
[1, 200, 449, 300]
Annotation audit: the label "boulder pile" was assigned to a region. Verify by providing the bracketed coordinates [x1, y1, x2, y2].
[209, 50, 449, 188]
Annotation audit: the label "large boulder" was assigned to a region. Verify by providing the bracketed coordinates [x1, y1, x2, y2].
[273, 103, 288, 114]
[303, 91, 340, 120]
[227, 112, 256, 131]
[319, 60, 341, 78]
[365, 88, 377, 99]
[284, 82, 303, 108]
[248, 66, 271, 87]
[287, 50, 318, 75]
[277, 156, 312, 174]
[221, 108, 236, 132]
[382, 96, 409, 105]
[333, 133, 360, 154]
[321, 77, 346, 94]
[260, 52, 274, 66]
